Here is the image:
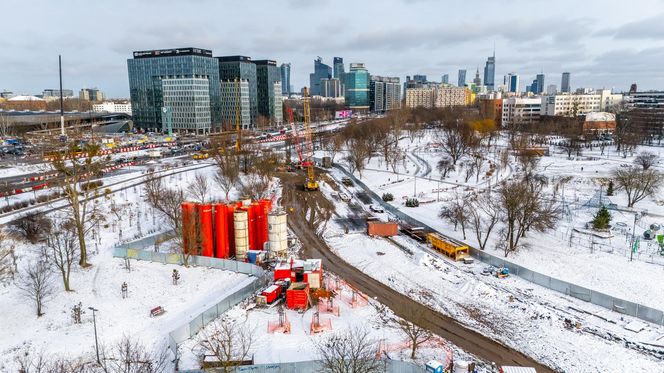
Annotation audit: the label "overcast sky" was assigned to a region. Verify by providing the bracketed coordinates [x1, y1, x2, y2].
[2, 0, 664, 97]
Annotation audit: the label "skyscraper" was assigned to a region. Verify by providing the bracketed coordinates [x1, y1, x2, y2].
[536, 74, 545, 94]
[561, 72, 571, 93]
[505, 73, 519, 93]
[280, 63, 291, 96]
[344, 63, 370, 111]
[255, 60, 283, 124]
[217, 55, 258, 125]
[309, 57, 332, 96]
[333, 57, 344, 79]
[458, 69, 467, 87]
[127, 47, 221, 133]
[473, 68, 482, 87]
[321, 78, 342, 98]
[413, 75, 427, 83]
[483, 51, 496, 91]
[442, 74, 449, 84]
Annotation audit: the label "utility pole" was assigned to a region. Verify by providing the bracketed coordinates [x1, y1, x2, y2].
[88, 307, 100, 364]
[59, 55, 65, 136]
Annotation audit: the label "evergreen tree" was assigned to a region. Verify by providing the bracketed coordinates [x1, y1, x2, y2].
[592, 206, 612, 230]
[606, 180, 614, 196]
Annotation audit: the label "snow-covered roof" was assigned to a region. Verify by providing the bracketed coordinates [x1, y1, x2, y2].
[7, 95, 45, 101]
[585, 112, 616, 122]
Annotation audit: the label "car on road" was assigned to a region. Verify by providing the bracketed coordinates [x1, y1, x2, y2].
[369, 204, 384, 213]
[341, 177, 353, 186]
[338, 192, 350, 202]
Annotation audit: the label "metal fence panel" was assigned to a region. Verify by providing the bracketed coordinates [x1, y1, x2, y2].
[203, 305, 218, 325]
[188, 314, 204, 337]
[636, 305, 664, 325]
[590, 290, 615, 310]
[569, 284, 591, 302]
[531, 271, 551, 288]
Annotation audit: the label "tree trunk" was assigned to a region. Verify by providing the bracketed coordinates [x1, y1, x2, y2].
[76, 223, 89, 267]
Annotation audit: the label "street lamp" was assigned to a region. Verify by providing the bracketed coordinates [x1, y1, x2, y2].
[88, 307, 100, 364]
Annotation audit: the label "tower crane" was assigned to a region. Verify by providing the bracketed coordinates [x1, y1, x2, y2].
[302, 87, 318, 191]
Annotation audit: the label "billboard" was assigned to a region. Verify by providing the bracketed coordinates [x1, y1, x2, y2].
[335, 110, 352, 119]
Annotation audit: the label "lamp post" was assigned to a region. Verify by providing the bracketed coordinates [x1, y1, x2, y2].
[630, 212, 641, 262]
[88, 307, 100, 364]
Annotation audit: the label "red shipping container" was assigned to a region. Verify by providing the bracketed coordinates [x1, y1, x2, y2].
[181, 202, 196, 255]
[274, 261, 291, 281]
[198, 204, 214, 257]
[367, 221, 399, 237]
[261, 284, 282, 304]
[213, 204, 229, 259]
[286, 282, 310, 310]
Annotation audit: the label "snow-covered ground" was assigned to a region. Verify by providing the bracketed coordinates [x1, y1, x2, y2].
[325, 131, 664, 312]
[317, 179, 664, 372]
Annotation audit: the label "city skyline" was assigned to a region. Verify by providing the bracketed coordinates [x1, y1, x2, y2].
[2, 0, 664, 97]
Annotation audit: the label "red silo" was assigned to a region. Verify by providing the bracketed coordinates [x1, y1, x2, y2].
[198, 204, 214, 257]
[251, 202, 263, 250]
[181, 202, 196, 255]
[226, 202, 238, 257]
[213, 204, 229, 259]
[258, 199, 272, 249]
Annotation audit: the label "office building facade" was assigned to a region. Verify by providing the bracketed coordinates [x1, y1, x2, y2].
[442, 74, 449, 84]
[502, 97, 541, 127]
[370, 76, 401, 112]
[483, 53, 495, 91]
[219, 79, 251, 130]
[255, 60, 283, 124]
[80, 88, 105, 101]
[43, 89, 73, 98]
[321, 78, 343, 98]
[561, 72, 571, 93]
[92, 101, 132, 115]
[309, 57, 332, 96]
[344, 63, 370, 110]
[542, 90, 623, 116]
[217, 56, 258, 126]
[505, 73, 519, 93]
[280, 63, 291, 96]
[127, 47, 221, 132]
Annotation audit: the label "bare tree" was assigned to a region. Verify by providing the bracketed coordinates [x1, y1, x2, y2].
[10, 212, 53, 244]
[17, 260, 54, 317]
[196, 318, 255, 373]
[50, 140, 108, 267]
[0, 112, 12, 137]
[436, 158, 454, 179]
[315, 326, 384, 373]
[376, 305, 433, 359]
[97, 335, 170, 373]
[634, 151, 659, 170]
[45, 221, 79, 292]
[470, 152, 485, 183]
[211, 145, 240, 201]
[462, 161, 476, 183]
[498, 179, 560, 257]
[468, 192, 501, 250]
[187, 173, 210, 203]
[612, 167, 663, 208]
[439, 193, 470, 239]
[434, 111, 476, 165]
[239, 173, 271, 200]
[344, 137, 372, 177]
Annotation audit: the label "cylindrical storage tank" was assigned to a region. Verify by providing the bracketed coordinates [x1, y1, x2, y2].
[251, 202, 263, 250]
[213, 204, 229, 259]
[233, 209, 249, 261]
[268, 210, 288, 258]
[242, 206, 256, 251]
[453, 361, 468, 373]
[258, 199, 272, 249]
[226, 202, 239, 257]
[198, 204, 214, 257]
[181, 202, 196, 255]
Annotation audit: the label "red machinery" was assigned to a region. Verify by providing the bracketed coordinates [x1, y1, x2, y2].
[198, 204, 214, 257]
[214, 204, 229, 259]
[261, 284, 282, 304]
[286, 282, 310, 310]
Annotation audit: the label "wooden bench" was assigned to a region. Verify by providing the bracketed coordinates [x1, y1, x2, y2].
[150, 306, 165, 317]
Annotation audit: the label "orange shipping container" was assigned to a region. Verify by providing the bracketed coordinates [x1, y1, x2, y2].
[367, 221, 398, 237]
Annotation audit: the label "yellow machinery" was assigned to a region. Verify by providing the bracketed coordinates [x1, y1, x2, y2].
[427, 233, 469, 261]
[302, 88, 318, 191]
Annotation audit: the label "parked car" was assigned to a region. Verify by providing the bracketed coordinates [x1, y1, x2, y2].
[369, 204, 384, 213]
[339, 193, 350, 202]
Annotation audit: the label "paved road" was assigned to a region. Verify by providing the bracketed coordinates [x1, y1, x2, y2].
[279, 172, 556, 373]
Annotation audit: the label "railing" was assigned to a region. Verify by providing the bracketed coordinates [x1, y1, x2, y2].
[178, 359, 427, 373]
[333, 164, 664, 326]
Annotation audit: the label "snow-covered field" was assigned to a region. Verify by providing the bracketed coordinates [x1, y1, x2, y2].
[317, 179, 664, 372]
[0, 161, 251, 370]
[326, 131, 664, 311]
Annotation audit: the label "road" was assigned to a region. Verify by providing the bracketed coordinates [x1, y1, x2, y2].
[278, 171, 556, 373]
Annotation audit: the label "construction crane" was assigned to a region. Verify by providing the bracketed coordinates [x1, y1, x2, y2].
[286, 107, 304, 167]
[234, 78, 242, 153]
[302, 88, 318, 191]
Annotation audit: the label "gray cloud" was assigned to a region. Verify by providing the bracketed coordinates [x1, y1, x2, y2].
[610, 13, 664, 40]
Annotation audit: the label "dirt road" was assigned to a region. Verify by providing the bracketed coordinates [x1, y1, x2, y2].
[279, 172, 556, 373]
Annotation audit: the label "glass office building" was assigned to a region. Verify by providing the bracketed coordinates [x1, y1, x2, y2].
[220, 79, 251, 130]
[280, 63, 291, 96]
[127, 47, 221, 132]
[483, 53, 496, 91]
[217, 56, 258, 126]
[309, 57, 332, 96]
[344, 63, 370, 111]
[255, 60, 283, 124]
